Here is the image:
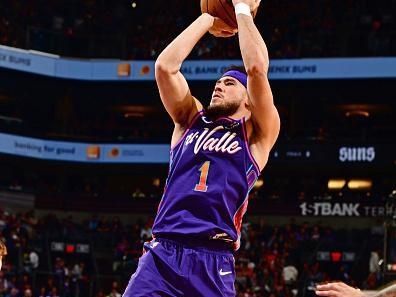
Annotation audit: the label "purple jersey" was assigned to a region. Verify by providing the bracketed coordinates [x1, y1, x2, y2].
[152, 111, 260, 249]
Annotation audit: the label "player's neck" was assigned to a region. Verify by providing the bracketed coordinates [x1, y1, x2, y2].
[227, 109, 250, 121]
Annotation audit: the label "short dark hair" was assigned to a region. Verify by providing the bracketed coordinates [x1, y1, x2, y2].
[223, 65, 247, 75]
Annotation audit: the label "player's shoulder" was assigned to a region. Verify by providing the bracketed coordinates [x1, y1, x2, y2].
[181, 97, 204, 127]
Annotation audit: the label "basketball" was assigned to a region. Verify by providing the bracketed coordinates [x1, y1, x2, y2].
[200, 0, 259, 29]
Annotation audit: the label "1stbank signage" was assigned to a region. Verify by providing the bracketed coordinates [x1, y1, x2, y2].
[339, 146, 375, 162]
[300, 202, 396, 217]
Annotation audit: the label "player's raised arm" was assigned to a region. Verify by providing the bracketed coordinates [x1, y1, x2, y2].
[233, 0, 280, 166]
[155, 14, 236, 128]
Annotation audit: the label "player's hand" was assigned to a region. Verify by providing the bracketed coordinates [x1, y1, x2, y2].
[209, 17, 237, 38]
[315, 282, 365, 297]
[232, 0, 261, 11]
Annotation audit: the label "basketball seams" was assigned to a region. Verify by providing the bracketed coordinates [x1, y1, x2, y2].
[218, 0, 237, 28]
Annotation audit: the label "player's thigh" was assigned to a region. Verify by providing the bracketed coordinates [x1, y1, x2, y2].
[122, 243, 182, 297]
[189, 252, 236, 297]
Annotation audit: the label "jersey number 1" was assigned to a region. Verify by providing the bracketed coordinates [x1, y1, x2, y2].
[194, 161, 211, 192]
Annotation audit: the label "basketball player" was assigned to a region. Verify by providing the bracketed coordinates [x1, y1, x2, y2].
[122, 0, 280, 296]
[0, 240, 6, 270]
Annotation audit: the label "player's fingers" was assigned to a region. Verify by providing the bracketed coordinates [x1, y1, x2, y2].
[316, 283, 331, 290]
[208, 30, 220, 37]
[209, 30, 235, 38]
[252, 0, 261, 10]
[316, 283, 341, 292]
[219, 31, 236, 37]
[335, 282, 347, 289]
[315, 289, 338, 297]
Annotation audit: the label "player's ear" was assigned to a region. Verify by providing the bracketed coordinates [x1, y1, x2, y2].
[244, 95, 250, 110]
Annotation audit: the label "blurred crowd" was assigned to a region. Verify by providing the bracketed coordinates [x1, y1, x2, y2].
[0, 0, 395, 59]
[0, 209, 136, 297]
[1, 172, 390, 212]
[1, 164, 393, 211]
[0, 208, 384, 297]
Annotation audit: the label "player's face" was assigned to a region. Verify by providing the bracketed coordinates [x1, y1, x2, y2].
[207, 77, 247, 118]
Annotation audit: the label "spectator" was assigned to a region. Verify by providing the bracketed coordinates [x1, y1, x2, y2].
[0, 271, 10, 295]
[139, 221, 152, 241]
[37, 286, 47, 297]
[87, 215, 99, 232]
[0, 239, 6, 270]
[49, 287, 60, 297]
[283, 264, 298, 285]
[369, 250, 380, 274]
[29, 250, 39, 269]
[106, 281, 121, 297]
[22, 288, 33, 297]
[131, 188, 146, 199]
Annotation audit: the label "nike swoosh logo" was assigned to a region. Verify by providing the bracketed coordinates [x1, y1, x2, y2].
[219, 269, 232, 276]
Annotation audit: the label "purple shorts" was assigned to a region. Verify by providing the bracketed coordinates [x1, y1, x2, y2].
[122, 237, 236, 297]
